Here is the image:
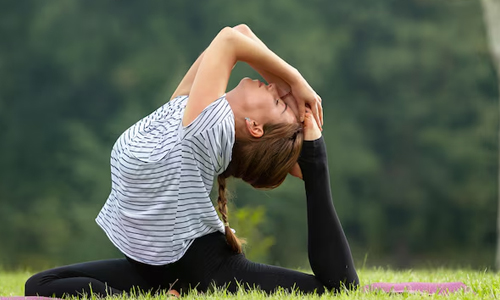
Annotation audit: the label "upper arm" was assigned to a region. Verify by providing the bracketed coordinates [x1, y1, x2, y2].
[170, 52, 205, 100]
[182, 27, 236, 126]
[171, 25, 251, 101]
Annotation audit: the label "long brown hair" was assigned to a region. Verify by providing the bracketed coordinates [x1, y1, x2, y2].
[217, 122, 304, 253]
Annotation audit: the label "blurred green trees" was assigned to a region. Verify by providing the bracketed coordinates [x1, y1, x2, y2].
[0, 0, 497, 270]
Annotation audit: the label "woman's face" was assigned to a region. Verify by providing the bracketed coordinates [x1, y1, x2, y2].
[232, 77, 298, 125]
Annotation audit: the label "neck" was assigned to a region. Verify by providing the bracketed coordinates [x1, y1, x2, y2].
[226, 90, 248, 139]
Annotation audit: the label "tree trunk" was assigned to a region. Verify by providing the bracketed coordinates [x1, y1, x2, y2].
[480, 0, 500, 270]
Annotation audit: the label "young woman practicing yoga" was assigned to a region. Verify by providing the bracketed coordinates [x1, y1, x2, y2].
[25, 24, 359, 297]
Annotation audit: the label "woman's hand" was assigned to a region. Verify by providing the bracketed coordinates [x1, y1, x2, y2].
[288, 108, 322, 180]
[290, 78, 323, 129]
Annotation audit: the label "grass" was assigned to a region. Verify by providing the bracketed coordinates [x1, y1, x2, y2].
[1, 268, 498, 299]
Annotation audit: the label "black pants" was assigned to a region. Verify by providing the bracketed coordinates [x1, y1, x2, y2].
[25, 137, 359, 296]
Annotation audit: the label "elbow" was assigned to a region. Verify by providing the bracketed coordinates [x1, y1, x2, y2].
[213, 26, 239, 54]
[233, 24, 252, 35]
[217, 26, 236, 40]
[213, 27, 237, 47]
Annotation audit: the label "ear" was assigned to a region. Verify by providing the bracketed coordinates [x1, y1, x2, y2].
[245, 118, 264, 138]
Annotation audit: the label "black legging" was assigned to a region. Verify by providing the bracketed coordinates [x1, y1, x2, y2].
[25, 137, 359, 297]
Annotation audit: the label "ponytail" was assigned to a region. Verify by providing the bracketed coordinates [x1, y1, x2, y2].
[217, 175, 243, 253]
[216, 121, 303, 253]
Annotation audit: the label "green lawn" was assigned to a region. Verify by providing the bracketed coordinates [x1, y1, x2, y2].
[1, 268, 498, 299]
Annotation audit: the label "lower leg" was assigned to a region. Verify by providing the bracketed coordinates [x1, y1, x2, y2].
[299, 137, 359, 290]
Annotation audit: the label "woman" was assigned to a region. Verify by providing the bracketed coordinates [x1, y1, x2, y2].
[25, 24, 358, 296]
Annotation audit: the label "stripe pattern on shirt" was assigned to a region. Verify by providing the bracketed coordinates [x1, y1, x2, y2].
[96, 95, 235, 265]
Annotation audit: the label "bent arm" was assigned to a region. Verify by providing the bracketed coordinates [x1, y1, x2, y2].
[183, 26, 300, 126]
[232, 25, 321, 126]
[232, 25, 300, 119]
[170, 51, 205, 100]
[171, 25, 263, 100]
[232, 25, 290, 94]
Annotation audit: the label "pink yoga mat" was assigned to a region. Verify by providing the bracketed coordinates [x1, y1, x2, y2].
[0, 298, 62, 300]
[363, 281, 471, 295]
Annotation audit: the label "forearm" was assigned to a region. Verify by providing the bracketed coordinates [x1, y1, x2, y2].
[185, 25, 292, 98]
[183, 26, 302, 125]
[220, 27, 300, 87]
[233, 25, 291, 95]
[170, 51, 205, 99]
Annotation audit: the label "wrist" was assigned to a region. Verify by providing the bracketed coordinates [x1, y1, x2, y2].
[286, 67, 301, 86]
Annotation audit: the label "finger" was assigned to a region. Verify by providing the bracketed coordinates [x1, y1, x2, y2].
[297, 99, 306, 123]
[302, 112, 313, 127]
[316, 102, 322, 131]
[311, 102, 321, 131]
[317, 97, 323, 127]
[317, 103, 323, 131]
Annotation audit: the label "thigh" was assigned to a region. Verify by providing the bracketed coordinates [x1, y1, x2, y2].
[27, 259, 154, 293]
[213, 255, 326, 294]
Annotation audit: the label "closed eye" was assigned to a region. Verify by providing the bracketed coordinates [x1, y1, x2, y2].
[282, 102, 288, 114]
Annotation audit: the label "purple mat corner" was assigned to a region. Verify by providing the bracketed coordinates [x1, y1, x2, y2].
[363, 281, 471, 295]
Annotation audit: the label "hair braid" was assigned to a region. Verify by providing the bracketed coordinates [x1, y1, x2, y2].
[217, 175, 243, 253]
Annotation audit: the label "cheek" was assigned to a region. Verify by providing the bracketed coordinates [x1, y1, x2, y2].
[286, 110, 298, 123]
[259, 103, 279, 123]
[284, 97, 299, 120]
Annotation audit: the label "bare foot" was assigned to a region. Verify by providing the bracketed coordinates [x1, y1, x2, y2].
[303, 108, 322, 141]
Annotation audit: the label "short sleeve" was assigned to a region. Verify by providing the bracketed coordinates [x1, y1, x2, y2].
[182, 95, 235, 174]
[182, 95, 232, 137]
[201, 117, 235, 174]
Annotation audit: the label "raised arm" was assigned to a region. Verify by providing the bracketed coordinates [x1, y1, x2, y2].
[171, 24, 278, 101]
[174, 25, 321, 126]
[181, 27, 301, 126]
[170, 51, 205, 100]
[232, 25, 322, 127]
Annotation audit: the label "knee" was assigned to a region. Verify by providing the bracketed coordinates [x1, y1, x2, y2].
[25, 271, 53, 296]
[25, 273, 42, 296]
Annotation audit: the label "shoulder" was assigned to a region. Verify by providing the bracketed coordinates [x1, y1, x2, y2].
[182, 94, 234, 138]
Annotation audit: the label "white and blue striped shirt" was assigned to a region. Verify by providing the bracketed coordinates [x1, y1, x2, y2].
[96, 95, 235, 265]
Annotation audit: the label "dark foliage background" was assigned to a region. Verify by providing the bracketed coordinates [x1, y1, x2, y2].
[0, 0, 497, 270]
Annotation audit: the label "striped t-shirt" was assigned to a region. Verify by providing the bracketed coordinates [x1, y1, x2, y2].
[96, 95, 235, 265]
